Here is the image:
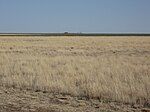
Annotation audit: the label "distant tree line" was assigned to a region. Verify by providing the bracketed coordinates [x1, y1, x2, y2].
[0, 33, 150, 36]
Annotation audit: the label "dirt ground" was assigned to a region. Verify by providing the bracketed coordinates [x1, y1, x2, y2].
[0, 86, 149, 112]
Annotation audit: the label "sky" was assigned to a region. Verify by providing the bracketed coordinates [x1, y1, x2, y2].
[0, 0, 150, 33]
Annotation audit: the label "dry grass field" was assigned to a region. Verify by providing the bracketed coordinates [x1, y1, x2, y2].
[0, 36, 150, 112]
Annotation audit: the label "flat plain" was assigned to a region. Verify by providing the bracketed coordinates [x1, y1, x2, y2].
[0, 36, 150, 112]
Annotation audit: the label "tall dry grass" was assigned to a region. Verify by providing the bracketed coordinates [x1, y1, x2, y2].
[0, 36, 150, 105]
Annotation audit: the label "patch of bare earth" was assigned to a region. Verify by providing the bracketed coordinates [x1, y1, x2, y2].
[0, 86, 149, 112]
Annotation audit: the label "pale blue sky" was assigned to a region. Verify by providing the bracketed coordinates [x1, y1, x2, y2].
[0, 0, 150, 33]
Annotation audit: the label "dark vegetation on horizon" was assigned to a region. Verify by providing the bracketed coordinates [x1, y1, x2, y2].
[0, 33, 150, 36]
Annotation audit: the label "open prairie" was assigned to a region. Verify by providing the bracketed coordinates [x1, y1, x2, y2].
[0, 36, 150, 112]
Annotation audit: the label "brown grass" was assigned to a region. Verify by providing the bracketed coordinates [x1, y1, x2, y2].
[0, 36, 150, 105]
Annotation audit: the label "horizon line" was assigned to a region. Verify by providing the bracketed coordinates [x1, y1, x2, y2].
[0, 32, 150, 36]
